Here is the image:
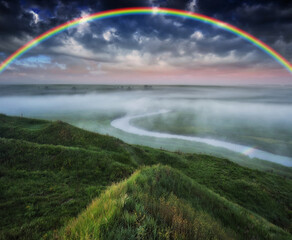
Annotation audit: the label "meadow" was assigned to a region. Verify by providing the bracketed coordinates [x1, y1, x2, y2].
[0, 113, 291, 239]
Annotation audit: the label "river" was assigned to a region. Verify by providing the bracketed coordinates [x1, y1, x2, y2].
[111, 110, 292, 167]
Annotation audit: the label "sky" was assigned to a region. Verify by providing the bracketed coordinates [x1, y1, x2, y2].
[0, 0, 291, 85]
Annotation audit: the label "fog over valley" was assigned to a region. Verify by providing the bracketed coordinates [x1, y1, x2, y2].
[0, 84, 292, 168]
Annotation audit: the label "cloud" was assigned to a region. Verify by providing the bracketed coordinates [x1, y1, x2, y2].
[190, 31, 204, 40]
[0, 0, 290, 83]
[1, 1, 9, 8]
[102, 28, 118, 41]
[75, 10, 92, 36]
[29, 10, 40, 24]
[50, 36, 113, 62]
[187, 0, 197, 12]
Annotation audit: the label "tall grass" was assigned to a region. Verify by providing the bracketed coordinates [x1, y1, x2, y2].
[56, 166, 291, 240]
[0, 114, 291, 239]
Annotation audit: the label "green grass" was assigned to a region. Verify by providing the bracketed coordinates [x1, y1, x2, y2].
[56, 165, 290, 240]
[0, 114, 291, 239]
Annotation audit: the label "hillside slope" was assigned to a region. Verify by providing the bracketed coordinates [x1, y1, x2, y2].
[57, 165, 290, 240]
[0, 114, 291, 239]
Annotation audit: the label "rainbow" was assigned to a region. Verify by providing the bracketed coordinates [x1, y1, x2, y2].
[241, 146, 257, 156]
[0, 7, 292, 74]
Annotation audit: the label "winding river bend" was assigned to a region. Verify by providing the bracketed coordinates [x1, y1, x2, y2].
[111, 111, 292, 167]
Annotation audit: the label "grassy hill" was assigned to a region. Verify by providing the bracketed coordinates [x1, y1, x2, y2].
[0, 114, 291, 239]
[56, 165, 290, 240]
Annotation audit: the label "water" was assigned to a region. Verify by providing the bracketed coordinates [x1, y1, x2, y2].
[0, 85, 292, 169]
[111, 110, 292, 167]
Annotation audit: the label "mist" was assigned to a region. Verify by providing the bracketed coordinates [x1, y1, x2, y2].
[0, 84, 292, 166]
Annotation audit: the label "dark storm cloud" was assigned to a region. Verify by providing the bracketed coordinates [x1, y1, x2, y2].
[197, 1, 292, 45]
[235, 3, 292, 42]
[0, 0, 291, 71]
[0, 1, 34, 36]
[151, 0, 190, 9]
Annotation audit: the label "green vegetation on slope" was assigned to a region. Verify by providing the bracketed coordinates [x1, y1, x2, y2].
[0, 114, 291, 239]
[57, 165, 290, 240]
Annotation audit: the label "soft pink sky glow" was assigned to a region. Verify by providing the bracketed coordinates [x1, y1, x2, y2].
[1, 63, 291, 85]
